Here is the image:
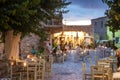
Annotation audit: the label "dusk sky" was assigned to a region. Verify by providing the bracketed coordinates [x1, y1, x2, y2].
[63, 0, 108, 25]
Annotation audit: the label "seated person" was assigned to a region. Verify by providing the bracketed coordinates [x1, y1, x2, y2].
[31, 47, 37, 56]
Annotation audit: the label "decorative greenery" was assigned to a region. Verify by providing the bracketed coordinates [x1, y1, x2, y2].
[37, 46, 44, 57]
[102, 0, 120, 30]
[52, 42, 58, 48]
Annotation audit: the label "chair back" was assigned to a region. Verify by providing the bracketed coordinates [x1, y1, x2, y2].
[97, 60, 111, 68]
[91, 65, 104, 74]
[45, 55, 53, 78]
[94, 56, 99, 65]
[82, 62, 86, 80]
[104, 67, 112, 80]
[27, 62, 36, 80]
[82, 62, 86, 74]
[91, 65, 106, 80]
[82, 62, 92, 80]
[35, 59, 45, 80]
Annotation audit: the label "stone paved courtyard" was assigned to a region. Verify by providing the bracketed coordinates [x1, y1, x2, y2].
[51, 50, 95, 80]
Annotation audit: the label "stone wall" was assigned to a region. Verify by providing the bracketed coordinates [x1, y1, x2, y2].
[20, 33, 40, 54]
[0, 33, 40, 56]
[91, 16, 107, 40]
[0, 43, 4, 54]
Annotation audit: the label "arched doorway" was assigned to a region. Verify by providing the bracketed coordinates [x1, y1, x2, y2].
[52, 31, 93, 49]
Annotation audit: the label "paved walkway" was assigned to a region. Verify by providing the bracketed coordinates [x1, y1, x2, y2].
[51, 50, 95, 80]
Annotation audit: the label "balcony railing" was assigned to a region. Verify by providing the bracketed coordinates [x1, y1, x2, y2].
[45, 19, 62, 28]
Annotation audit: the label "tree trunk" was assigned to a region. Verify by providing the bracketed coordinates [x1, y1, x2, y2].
[5, 30, 21, 60]
[112, 30, 115, 47]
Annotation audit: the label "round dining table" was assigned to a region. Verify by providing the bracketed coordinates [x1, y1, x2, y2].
[113, 72, 120, 80]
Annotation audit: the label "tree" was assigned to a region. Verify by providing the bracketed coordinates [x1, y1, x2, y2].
[102, 0, 120, 46]
[0, 0, 71, 60]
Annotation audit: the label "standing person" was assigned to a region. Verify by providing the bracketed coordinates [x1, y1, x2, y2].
[113, 46, 120, 68]
[75, 44, 80, 62]
[52, 47, 57, 56]
[46, 42, 52, 54]
[44, 41, 52, 55]
[69, 42, 72, 53]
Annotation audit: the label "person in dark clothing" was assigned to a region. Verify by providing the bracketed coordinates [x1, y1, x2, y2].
[52, 47, 57, 56]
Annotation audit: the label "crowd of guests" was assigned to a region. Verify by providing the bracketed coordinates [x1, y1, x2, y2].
[23, 42, 69, 63]
[74, 43, 120, 69]
[19, 40, 120, 68]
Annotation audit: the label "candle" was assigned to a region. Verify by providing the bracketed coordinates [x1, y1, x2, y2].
[23, 62, 27, 67]
[39, 56, 41, 59]
[27, 55, 30, 59]
[11, 61, 14, 66]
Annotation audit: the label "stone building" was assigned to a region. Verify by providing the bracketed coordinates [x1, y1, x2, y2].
[91, 16, 108, 41]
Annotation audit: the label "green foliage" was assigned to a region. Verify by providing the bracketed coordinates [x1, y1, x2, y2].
[52, 42, 58, 48]
[0, 0, 71, 41]
[37, 41, 45, 57]
[34, 28, 48, 41]
[0, 0, 40, 33]
[102, 0, 120, 32]
[38, 45, 44, 53]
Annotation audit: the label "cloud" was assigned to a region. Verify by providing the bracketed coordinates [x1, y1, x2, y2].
[63, 4, 107, 21]
[67, 0, 108, 9]
[63, 0, 108, 25]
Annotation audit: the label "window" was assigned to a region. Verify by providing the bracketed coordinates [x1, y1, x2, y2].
[94, 22, 97, 26]
[101, 21, 103, 28]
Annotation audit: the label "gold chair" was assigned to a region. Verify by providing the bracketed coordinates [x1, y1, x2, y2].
[16, 60, 28, 80]
[82, 62, 92, 80]
[45, 55, 53, 78]
[104, 67, 112, 80]
[27, 62, 36, 80]
[91, 65, 107, 80]
[35, 59, 45, 80]
[9, 60, 27, 80]
[97, 60, 111, 68]
[94, 56, 99, 65]
[10, 63, 21, 80]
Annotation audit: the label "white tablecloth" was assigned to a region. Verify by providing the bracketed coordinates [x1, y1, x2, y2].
[113, 72, 120, 79]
